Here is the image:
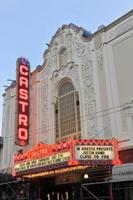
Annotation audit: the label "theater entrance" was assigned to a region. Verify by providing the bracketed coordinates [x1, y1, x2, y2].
[43, 184, 80, 200]
[29, 174, 81, 200]
[29, 167, 111, 200]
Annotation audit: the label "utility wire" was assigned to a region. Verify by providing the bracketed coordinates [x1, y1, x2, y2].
[2, 104, 125, 143]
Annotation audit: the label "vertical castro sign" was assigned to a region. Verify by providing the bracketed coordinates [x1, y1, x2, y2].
[16, 57, 30, 146]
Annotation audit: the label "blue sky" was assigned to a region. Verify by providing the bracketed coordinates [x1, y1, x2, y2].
[0, 0, 133, 134]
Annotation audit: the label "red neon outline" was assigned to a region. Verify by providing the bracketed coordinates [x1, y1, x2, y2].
[13, 139, 120, 165]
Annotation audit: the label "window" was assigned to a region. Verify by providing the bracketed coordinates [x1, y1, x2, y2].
[55, 81, 81, 142]
[59, 48, 67, 67]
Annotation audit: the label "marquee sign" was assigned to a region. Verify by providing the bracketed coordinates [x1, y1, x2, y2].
[13, 139, 120, 176]
[15, 151, 71, 172]
[16, 57, 30, 146]
[75, 145, 114, 160]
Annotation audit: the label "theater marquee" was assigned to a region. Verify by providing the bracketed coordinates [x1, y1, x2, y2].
[16, 57, 30, 146]
[15, 151, 71, 172]
[75, 145, 114, 160]
[13, 139, 120, 177]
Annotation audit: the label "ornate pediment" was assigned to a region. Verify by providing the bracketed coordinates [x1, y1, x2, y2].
[43, 23, 84, 62]
[50, 23, 84, 46]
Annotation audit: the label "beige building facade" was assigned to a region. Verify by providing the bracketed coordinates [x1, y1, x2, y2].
[0, 9, 133, 199]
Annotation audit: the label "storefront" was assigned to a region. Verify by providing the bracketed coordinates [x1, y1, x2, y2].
[13, 139, 120, 200]
[112, 163, 133, 200]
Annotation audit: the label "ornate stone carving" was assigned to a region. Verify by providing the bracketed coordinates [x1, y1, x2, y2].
[79, 45, 97, 137]
[40, 72, 49, 143]
[94, 35, 102, 49]
[66, 32, 72, 42]
[59, 32, 65, 44]
[94, 35, 103, 71]
[46, 26, 97, 138]
[69, 66, 78, 80]
[47, 50, 57, 70]
[74, 42, 86, 57]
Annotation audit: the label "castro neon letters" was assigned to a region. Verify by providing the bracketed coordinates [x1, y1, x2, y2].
[17, 62, 30, 146]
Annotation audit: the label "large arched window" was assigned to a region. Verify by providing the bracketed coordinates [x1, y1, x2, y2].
[59, 48, 67, 67]
[55, 81, 81, 142]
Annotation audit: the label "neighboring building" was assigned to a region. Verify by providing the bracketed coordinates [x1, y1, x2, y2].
[0, 10, 133, 200]
[1, 81, 16, 173]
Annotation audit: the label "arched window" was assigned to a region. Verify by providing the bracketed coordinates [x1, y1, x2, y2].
[59, 48, 67, 67]
[55, 81, 81, 142]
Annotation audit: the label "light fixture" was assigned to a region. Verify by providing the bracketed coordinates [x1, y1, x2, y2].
[84, 173, 89, 179]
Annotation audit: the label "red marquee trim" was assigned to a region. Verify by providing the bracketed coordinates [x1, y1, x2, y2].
[14, 139, 120, 165]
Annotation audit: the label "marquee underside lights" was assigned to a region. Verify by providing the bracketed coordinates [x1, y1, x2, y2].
[23, 166, 89, 179]
[16, 57, 30, 146]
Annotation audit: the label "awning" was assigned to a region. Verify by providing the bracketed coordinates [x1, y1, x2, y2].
[112, 163, 133, 182]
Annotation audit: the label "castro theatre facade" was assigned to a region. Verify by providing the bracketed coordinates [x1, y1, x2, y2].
[1, 10, 133, 200]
